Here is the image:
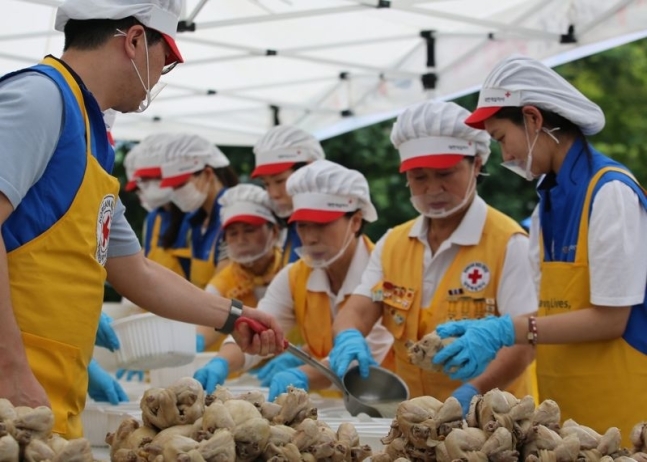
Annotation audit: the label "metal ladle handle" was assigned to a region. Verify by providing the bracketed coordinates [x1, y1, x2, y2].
[235, 317, 346, 391]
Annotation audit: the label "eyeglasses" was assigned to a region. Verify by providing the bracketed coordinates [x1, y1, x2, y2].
[161, 61, 178, 75]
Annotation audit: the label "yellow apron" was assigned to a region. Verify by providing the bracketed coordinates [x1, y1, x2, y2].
[376, 207, 533, 400]
[289, 236, 390, 396]
[8, 58, 120, 438]
[190, 233, 224, 289]
[145, 211, 190, 277]
[537, 167, 647, 447]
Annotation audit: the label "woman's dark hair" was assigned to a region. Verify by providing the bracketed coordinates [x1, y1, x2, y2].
[289, 162, 308, 173]
[344, 210, 366, 237]
[63, 17, 163, 51]
[464, 156, 487, 185]
[493, 106, 593, 162]
[211, 166, 239, 188]
[160, 203, 185, 249]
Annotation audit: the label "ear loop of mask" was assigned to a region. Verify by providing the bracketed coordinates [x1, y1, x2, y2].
[115, 29, 167, 113]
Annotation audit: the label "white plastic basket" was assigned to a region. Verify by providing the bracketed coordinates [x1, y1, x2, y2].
[82, 403, 110, 447]
[111, 313, 196, 370]
[82, 402, 143, 447]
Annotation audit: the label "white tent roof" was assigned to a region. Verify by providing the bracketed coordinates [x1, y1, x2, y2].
[4, 0, 647, 145]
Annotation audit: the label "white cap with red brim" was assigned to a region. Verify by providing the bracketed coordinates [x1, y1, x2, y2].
[286, 159, 377, 224]
[219, 184, 276, 228]
[465, 55, 604, 135]
[55, 0, 184, 65]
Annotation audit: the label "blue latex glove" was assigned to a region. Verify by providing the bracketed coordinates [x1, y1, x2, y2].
[256, 353, 305, 387]
[116, 369, 145, 382]
[433, 315, 515, 381]
[268, 369, 308, 402]
[452, 383, 480, 416]
[193, 357, 229, 394]
[196, 334, 205, 353]
[329, 329, 377, 379]
[95, 312, 120, 352]
[88, 359, 128, 405]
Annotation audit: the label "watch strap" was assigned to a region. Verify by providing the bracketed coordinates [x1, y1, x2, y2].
[217, 299, 243, 334]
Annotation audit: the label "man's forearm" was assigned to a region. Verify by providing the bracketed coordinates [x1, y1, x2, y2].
[470, 344, 535, 393]
[106, 253, 231, 330]
[332, 294, 382, 336]
[0, 235, 30, 369]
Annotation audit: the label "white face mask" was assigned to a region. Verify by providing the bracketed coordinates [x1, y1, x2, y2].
[138, 180, 173, 210]
[172, 181, 207, 212]
[501, 118, 560, 181]
[410, 165, 476, 219]
[295, 221, 354, 269]
[114, 29, 166, 113]
[228, 231, 276, 267]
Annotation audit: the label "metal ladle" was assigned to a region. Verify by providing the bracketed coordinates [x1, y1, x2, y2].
[236, 317, 409, 418]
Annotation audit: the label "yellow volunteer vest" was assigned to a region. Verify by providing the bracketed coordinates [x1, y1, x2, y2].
[205, 249, 284, 352]
[145, 212, 191, 277]
[289, 236, 378, 361]
[8, 58, 120, 438]
[537, 167, 647, 447]
[377, 207, 533, 400]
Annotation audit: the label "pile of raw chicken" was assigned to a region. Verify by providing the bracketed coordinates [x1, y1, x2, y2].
[371, 391, 647, 462]
[104, 374, 647, 462]
[0, 399, 94, 461]
[106, 377, 373, 462]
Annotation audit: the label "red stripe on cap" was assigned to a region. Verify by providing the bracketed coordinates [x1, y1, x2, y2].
[251, 162, 296, 178]
[125, 180, 137, 192]
[160, 173, 192, 188]
[399, 154, 465, 172]
[134, 166, 162, 179]
[223, 215, 269, 228]
[464, 106, 503, 129]
[288, 209, 346, 224]
[162, 34, 184, 65]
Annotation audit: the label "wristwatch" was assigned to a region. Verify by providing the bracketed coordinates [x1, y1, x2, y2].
[216, 299, 243, 334]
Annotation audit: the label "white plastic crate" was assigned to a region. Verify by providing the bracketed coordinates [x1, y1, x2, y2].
[111, 313, 196, 370]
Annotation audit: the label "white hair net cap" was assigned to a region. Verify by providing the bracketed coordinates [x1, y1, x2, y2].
[122, 133, 176, 190]
[391, 100, 491, 171]
[158, 134, 231, 187]
[465, 55, 605, 135]
[218, 184, 276, 228]
[286, 159, 377, 223]
[251, 125, 325, 177]
[56, 0, 183, 64]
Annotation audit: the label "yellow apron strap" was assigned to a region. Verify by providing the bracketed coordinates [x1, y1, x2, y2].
[574, 167, 637, 265]
[40, 57, 92, 153]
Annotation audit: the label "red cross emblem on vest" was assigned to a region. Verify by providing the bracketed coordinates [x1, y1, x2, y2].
[461, 262, 491, 292]
[467, 268, 483, 285]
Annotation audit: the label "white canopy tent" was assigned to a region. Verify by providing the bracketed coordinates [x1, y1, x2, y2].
[3, 0, 647, 145]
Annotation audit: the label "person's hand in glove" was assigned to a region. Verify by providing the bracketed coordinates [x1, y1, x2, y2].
[451, 383, 480, 416]
[329, 329, 376, 379]
[95, 312, 120, 352]
[432, 314, 515, 381]
[193, 357, 229, 394]
[256, 353, 305, 387]
[268, 368, 308, 402]
[116, 369, 145, 382]
[88, 359, 128, 405]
